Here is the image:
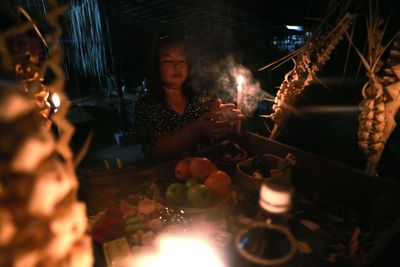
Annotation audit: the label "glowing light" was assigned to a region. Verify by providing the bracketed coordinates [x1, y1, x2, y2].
[285, 25, 304, 31]
[237, 75, 244, 86]
[131, 234, 225, 267]
[236, 75, 244, 133]
[236, 75, 244, 109]
[51, 93, 60, 112]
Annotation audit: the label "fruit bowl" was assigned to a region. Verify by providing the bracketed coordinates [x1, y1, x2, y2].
[236, 154, 291, 191]
[168, 157, 233, 215]
[165, 181, 231, 216]
[171, 193, 231, 216]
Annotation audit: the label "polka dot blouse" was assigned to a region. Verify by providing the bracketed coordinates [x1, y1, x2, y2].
[134, 92, 215, 157]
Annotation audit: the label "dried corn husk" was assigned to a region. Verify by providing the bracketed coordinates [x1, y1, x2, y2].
[348, 10, 400, 175]
[0, 3, 93, 267]
[261, 13, 354, 139]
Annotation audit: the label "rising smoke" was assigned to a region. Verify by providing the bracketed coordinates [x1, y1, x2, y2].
[170, 0, 275, 118]
[187, 39, 271, 118]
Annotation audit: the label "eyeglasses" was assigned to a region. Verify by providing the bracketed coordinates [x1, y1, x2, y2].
[159, 60, 187, 67]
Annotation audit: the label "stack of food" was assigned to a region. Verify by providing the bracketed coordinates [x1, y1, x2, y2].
[91, 181, 191, 253]
[93, 157, 233, 253]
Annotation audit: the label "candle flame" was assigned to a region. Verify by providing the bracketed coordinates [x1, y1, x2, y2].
[237, 75, 244, 86]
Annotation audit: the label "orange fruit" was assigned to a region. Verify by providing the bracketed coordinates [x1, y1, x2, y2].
[175, 157, 192, 181]
[190, 157, 218, 181]
[204, 170, 232, 198]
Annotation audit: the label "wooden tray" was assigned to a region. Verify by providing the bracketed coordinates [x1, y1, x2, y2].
[82, 132, 400, 266]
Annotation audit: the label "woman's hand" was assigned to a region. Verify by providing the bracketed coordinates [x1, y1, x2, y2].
[153, 98, 245, 156]
[210, 98, 246, 123]
[194, 112, 233, 139]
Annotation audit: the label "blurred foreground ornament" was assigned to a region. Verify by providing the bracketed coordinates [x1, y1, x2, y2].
[12, 39, 52, 127]
[0, 1, 93, 266]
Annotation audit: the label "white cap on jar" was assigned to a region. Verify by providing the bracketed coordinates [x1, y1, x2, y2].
[259, 179, 293, 214]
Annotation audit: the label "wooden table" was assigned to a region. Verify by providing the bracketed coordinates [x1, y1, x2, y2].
[80, 132, 400, 267]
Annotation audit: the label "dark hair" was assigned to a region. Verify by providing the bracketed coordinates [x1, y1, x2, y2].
[146, 34, 195, 100]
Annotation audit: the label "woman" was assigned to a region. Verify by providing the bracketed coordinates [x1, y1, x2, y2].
[134, 36, 243, 158]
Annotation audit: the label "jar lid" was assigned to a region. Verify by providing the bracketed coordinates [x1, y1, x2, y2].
[259, 179, 293, 214]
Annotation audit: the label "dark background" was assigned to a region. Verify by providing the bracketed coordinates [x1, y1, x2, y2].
[0, 0, 399, 179]
[91, 0, 400, 180]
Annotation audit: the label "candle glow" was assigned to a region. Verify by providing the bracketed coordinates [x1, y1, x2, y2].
[130, 234, 225, 267]
[236, 75, 244, 110]
[51, 93, 60, 112]
[236, 75, 244, 133]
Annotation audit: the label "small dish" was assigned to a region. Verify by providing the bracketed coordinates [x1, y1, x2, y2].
[236, 154, 291, 191]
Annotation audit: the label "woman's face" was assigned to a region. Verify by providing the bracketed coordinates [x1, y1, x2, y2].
[159, 45, 188, 89]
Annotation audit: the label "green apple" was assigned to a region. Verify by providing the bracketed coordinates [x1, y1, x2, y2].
[166, 183, 186, 205]
[184, 177, 201, 189]
[186, 184, 212, 208]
